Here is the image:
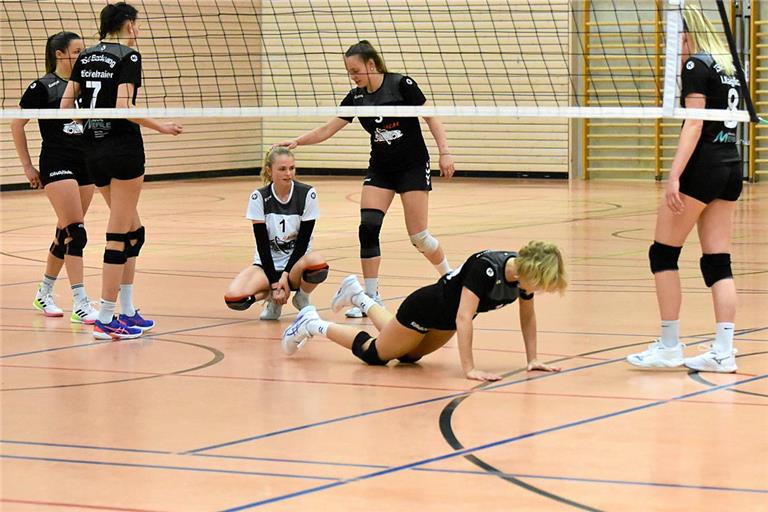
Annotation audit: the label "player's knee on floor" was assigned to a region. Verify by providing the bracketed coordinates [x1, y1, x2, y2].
[302, 263, 329, 284]
[700, 253, 733, 287]
[127, 226, 146, 258]
[409, 230, 439, 254]
[104, 232, 129, 264]
[648, 241, 682, 274]
[49, 227, 66, 259]
[397, 354, 422, 364]
[63, 222, 87, 257]
[359, 208, 385, 259]
[351, 331, 388, 366]
[225, 294, 256, 311]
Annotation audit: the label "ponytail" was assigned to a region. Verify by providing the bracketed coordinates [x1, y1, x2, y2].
[345, 40, 388, 73]
[45, 31, 81, 74]
[99, 2, 139, 40]
[261, 147, 294, 185]
[682, 2, 735, 76]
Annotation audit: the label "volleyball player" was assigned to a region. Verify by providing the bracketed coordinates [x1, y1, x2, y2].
[274, 40, 455, 318]
[224, 148, 329, 320]
[61, 2, 183, 340]
[11, 31, 99, 323]
[627, 3, 744, 372]
[282, 241, 566, 382]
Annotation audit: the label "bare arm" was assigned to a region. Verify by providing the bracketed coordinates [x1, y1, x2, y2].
[456, 287, 501, 381]
[422, 102, 455, 178]
[118, 83, 183, 135]
[519, 297, 560, 372]
[665, 94, 705, 213]
[10, 118, 41, 189]
[273, 117, 349, 149]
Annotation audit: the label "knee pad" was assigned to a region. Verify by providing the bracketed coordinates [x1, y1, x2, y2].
[649, 242, 682, 274]
[104, 232, 129, 264]
[397, 354, 422, 364]
[359, 209, 385, 259]
[127, 226, 145, 258]
[49, 228, 66, 260]
[302, 263, 329, 284]
[63, 222, 87, 257]
[409, 230, 439, 254]
[700, 253, 733, 287]
[225, 294, 256, 311]
[351, 331, 388, 366]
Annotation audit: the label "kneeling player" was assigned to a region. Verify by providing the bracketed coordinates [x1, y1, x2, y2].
[225, 147, 329, 320]
[282, 241, 567, 381]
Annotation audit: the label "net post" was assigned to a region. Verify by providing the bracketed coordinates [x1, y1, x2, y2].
[662, 0, 684, 119]
[748, 0, 757, 182]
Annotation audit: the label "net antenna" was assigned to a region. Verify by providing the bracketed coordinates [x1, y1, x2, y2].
[0, 0, 757, 124]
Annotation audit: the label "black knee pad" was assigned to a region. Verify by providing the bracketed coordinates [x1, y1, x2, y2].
[649, 242, 682, 274]
[359, 209, 385, 259]
[63, 222, 87, 257]
[397, 355, 422, 364]
[351, 331, 388, 366]
[700, 253, 733, 287]
[127, 226, 145, 258]
[302, 263, 329, 284]
[49, 227, 66, 260]
[225, 294, 256, 311]
[104, 232, 129, 264]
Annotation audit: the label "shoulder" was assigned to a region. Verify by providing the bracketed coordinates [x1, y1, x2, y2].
[294, 181, 318, 202]
[684, 53, 715, 72]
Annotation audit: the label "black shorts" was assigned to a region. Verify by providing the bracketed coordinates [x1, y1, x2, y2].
[86, 152, 145, 188]
[364, 161, 432, 193]
[39, 152, 92, 187]
[679, 161, 742, 204]
[396, 283, 456, 333]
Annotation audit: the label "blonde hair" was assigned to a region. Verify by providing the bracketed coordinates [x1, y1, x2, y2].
[513, 241, 567, 294]
[261, 147, 294, 185]
[683, 2, 735, 76]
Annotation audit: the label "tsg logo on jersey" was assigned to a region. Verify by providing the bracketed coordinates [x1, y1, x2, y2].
[486, 268, 495, 277]
[131, 55, 139, 62]
[686, 61, 695, 70]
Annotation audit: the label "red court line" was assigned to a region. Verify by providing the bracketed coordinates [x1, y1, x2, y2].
[3, 363, 766, 407]
[0, 498, 167, 512]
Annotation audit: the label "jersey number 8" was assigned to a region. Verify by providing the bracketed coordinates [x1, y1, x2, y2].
[725, 87, 739, 129]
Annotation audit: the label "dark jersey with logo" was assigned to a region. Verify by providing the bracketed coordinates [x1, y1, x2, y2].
[339, 73, 429, 171]
[19, 72, 84, 161]
[681, 53, 741, 165]
[71, 42, 143, 154]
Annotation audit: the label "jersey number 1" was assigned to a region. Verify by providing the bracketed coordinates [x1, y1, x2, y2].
[86, 81, 102, 109]
[279, 219, 286, 233]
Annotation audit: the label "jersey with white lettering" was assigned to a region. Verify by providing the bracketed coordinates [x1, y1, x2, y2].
[71, 42, 142, 152]
[19, 72, 84, 160]
[246, 181, 319, 269]
[681, 53, 741, 165]
[339, 73, 429, 171]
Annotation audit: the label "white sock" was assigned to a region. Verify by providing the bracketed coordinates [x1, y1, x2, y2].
[660, 319, 680, 348]
[295, 289, 310, 301]
[364, 277, 378, 298]
[306, 319, 331, 336]
[119, 284, 136, 316]
[353, 293, 378, 315]
[98, 299, 116, 324]
[713, 322, 735, 354]
[71, 284, 88, 303]
[434, 257, 450, 276]
[40, 274, 56, 294]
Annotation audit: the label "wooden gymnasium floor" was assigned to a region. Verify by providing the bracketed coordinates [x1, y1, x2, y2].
[1, 176, 766, 512]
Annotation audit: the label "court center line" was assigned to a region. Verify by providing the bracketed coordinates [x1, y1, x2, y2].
[219, 373, 768, 511]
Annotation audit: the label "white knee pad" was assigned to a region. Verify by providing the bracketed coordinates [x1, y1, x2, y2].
[409, 230, 439, 254]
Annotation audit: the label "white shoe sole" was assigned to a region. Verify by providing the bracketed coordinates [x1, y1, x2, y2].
[626, 356, 684, 368]
[93, 330, 143, 341]
[684, 361, 737, 373]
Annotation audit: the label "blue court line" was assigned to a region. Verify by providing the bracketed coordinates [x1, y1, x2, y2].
[182, 356, 624, 454]
[0, 341, 110, 359]
[220, 373, 768, 511]
[0, 440, 170, 455]
[412, 468, 768, 494]
[0, 454, 339, 481]
[187, 327, 768, 455]
[194, 453, 387, 469]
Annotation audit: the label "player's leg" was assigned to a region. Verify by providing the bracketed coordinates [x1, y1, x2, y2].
[286, 251, 329, 310]
[397, 329, 456, 364]
[224, 265, 272, 311]
[331, 274, 393, 330]
[684, 198, 739, 372]
[627, 192, 705, 368]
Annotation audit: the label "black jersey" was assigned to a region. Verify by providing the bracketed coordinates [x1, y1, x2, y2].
[71, 42, 143, 152]
[339, 73, 429, 171]
[681, 53, 741, 165]
[19, 72, 84, 160]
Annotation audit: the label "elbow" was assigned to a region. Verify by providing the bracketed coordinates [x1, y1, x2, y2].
[455, 312, 474, 326]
